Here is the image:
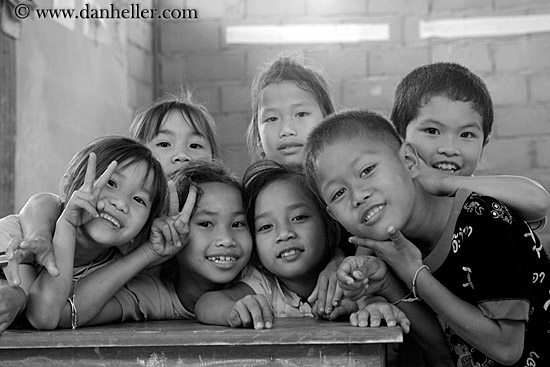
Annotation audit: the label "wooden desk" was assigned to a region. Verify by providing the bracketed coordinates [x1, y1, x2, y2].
[0, 318, 402, 366]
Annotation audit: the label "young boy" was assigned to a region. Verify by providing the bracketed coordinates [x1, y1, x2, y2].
[304, 109, 550, 367]
[391, 62, 549, 225]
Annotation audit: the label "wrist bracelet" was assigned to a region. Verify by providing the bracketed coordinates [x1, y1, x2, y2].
[412, 264, 430, 300]
[392, 291, 418, 305]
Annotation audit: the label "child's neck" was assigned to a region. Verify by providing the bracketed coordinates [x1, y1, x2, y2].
[74, 229, 111, 267]
[404, 183, 455, 256]
[174, 269, 226, 314]
[277, 272, 319, 301]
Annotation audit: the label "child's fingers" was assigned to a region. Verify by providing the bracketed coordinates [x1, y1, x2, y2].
[387, 226, 406, 250]
[307, 284, 319, 305]
[5, 237, 23, 260]
[349, 236, 384, 252]
[332, 283, 343, 308]
[227, 309, 244, 328]
[167, 181, 179, 217]
[82, 153, 97, 192]
[94, 160, 118, 191]
[41, 253, 60, 277]
[5, 248, 22, 286]
[177, 185, 198, 224]
[395, 309, 411, 333]
[336, 260, 356, 286]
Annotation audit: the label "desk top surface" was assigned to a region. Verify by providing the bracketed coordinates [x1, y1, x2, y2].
[0, 318, 403, 349]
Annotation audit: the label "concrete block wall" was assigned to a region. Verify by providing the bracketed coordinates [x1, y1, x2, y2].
[158, 0, 550, 244]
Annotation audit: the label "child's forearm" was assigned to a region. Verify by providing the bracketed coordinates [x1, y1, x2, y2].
[443, 175, 550, 221]
[19, 192, 62, 240]
[57, 245, 159, 328]
[195, 291, 237, 326]
[414, 268, 524, 365]
[26, 220, 76, 330]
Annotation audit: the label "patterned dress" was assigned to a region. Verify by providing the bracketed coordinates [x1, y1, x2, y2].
[423, 189, 550, 367]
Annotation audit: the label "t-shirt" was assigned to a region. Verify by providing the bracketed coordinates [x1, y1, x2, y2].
[423, 189, 550, 367]
[241, 267, 313, 317]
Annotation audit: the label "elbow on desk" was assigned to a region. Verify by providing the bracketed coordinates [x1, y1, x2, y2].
[26, 309, 60, 331]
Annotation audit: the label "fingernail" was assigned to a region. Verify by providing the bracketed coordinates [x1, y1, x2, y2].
[325, 308, 331, 314]
[255, 322, 263, 329]
[265, 322, 272, 328]
[333, 300, 340, 307]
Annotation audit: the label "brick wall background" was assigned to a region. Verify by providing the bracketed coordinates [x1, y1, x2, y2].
[158, 0, 550, 245]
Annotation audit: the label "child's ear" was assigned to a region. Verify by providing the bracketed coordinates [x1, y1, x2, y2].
[400, 142, 421, 177]
[325, 205, 337, 221]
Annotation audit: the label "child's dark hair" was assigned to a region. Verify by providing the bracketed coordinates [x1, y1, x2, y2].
[246, 54, 336, 160]
[169, 159, 243, 217]
[130, 91, 221, 159]
[304, 109, 402, 194]
[61, 136, 168, 247]
[243, 160, 340, 271]
[391, 62, 493, 144]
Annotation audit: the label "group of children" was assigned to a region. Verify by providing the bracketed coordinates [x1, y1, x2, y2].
[0, 54, 548, 367]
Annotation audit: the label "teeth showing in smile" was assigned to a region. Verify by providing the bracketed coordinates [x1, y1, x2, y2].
[207, 256, 236, 264]
[364, 205, 385, 223]
[280, 249, 299, 258]
[100, 213, 121, 228]
[433, 162, 459, 172]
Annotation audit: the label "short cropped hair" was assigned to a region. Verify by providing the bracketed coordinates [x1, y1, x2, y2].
[304, 109, 402, 193]
[391, 62, 493, 144]
[246, 54, 336, 160]
[243, 160, 340, 268]
[130, 91, 221, 160]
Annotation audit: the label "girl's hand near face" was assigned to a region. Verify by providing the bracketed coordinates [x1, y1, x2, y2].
[308, 254, 344, 318]
[59, 153, 117, 229]
[337, 255, 389, 300]
[4, 236, 58, 286]
[145, 182, 197, 262]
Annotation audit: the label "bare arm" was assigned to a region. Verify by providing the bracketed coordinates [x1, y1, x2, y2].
[19, 192, 62, 245]
[195, 282, 259, 326]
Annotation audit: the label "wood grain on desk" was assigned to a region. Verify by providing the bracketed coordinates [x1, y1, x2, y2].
[0, 318, 403, 366]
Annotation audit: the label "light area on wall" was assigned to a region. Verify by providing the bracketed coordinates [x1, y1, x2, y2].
[225, 23, 390, 44]
[420, 14, 550, 39]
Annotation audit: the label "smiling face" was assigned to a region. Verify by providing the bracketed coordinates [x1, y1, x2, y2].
[83, 160, 154, 248]
[258, 81, 324, 167]
[177, 182, 252, 285]
[316, 138, 417, 240]
[145, 110, 213, 176]
[254, 179, 327, 281]
[405, 95, 486, 177]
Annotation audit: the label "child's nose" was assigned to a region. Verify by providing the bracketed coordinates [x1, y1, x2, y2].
[352, 188, 371, 208]
[215, 228, 236, 248]
[276, 225, 296, 243]
[279, 116, 296, 137]
[172, 149, 192, 164]
[108, 196, 129, 213]
[437, 136, 460, 156]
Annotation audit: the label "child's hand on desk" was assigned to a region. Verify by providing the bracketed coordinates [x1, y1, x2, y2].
[0, 284, 26, 332]
[227, 294, 274, 330]
[350, 295, 410, 333]
[308, 259, 343, 318]
[144, 183, 197, 263]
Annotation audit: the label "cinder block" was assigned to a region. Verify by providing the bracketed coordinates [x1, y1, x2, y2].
[213, 112, 250, 146]
[494, 105, 550, 137]
[484, 74, 528, 106]
[432, 0, 492, 13]
[530, 74, 550, 103]
[370, 47, 429, 75]
[305, 0, 366, 15]
[160, 21, 220, 54]
[221, 84, 250, 113]
[534, 137, 550, 168]
[220, 142, 251, 178]
[185, 52, 245, 82]
[431, 43, 492, 73]
[478, 137, 532, 173]
[128, 77, 153, 111]
[128, 43, 153, 83]
[160, 55, 186, 87]
[494, 38, 550, 72]
[495, 0, 550, 10]
[247, 0, 306, 17]
[126, 19, 153, 52]
[368, 0, 428, 15]
[189, 84, 221, 114]
[306, 49, 367, 80]
[186, 0, 244, 19]
[342, 76, 400, 112]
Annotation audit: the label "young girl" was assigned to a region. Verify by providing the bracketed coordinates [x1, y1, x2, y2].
[2, 92, 221, 291]
[45, 160, 252, 327]
[195, 160, 410, 331]
[2, 136, 168, 330]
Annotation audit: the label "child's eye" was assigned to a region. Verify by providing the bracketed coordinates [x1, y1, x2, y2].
[360, 165, 375, 178]
[460, 131, 476, 139]
[156, 142, 171, 148]
[291, 214, 309, 222]
[330, 188, 346, 202]
[133, 196, 148, 207]
[424, 128, 439, 135]
[257, 224, 272, 232]
[197, 221, 213, 228]
[263, 116, 278, 123]
[232, 221, 247, 228]
[296, 111, 309, 118]
[190, 143, 204, 149]
[107, 179, 117, 188]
